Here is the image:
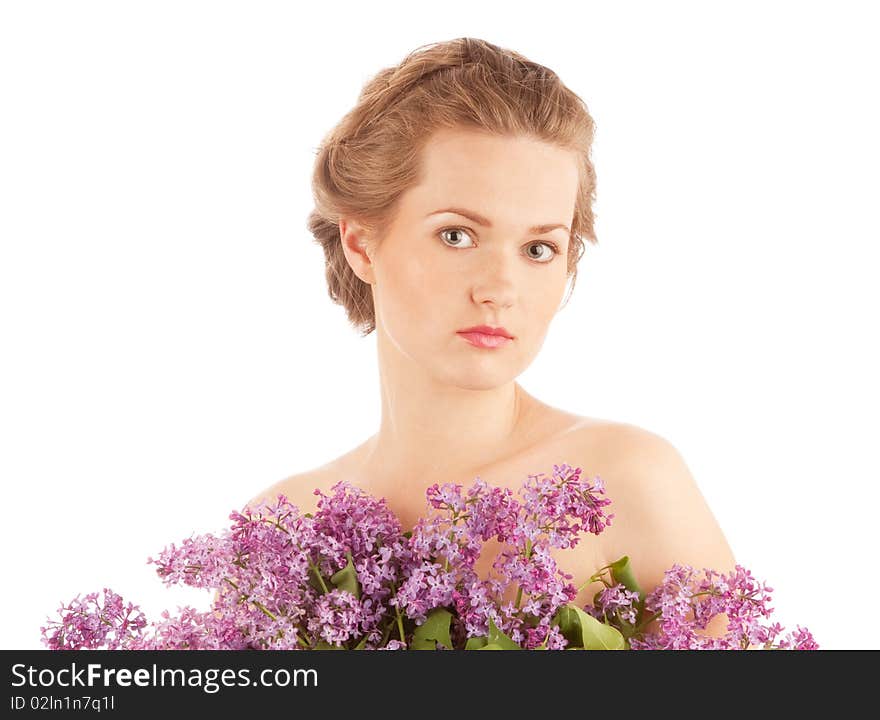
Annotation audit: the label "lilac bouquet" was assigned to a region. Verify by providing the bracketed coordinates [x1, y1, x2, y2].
[41, 464, 818, 650]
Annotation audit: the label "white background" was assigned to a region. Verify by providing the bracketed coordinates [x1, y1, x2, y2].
[2, 1, 877, 650]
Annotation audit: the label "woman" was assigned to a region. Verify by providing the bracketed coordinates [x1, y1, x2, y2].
[249, 37, 736, 640]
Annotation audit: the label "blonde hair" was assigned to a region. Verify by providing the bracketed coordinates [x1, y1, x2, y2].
[308, 37, 598, 337]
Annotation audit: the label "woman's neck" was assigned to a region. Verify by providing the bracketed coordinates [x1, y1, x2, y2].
[357, 382, 544, 501]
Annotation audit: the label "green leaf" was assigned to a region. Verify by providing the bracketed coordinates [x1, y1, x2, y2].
[609, 556, 644, 601]
[465, 635, 488, 650]
[487, 617, 521, 650]
[609, 555, 648, 630]
[552, 603, 625, 650]
[353, 635, 368, 650]
[411, 608, 454, 650]
[580, 611, 626, 650]
[553, 605, 580, 645]
[313, 640, 345, 650]
[307, 564, 325, 594]
[476, 643, 506, 650]
[329, 550, 361, 600]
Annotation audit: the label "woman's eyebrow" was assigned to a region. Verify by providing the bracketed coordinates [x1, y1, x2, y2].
[426, 207, 570, 235]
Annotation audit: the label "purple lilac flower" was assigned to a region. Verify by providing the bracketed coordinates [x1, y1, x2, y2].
[128, 606, 225, 650]
[390, 463, 616, 645]
[776, 626, 819, 650]
[41, 465, 816, 651]
[492, 544, 577, 618]
[307, 588, 366, 647]
[515, 464, 614, 548]
[392, 560, 459, 624]
[585, 582, 641, 625]
[627, 563, 819, 650]
[450, 576, 501, 638]
[41, 588, 147, 650]
[310, 482, 415, 642]
[462, 478, 522, 543]
[523, 616, 570, 650]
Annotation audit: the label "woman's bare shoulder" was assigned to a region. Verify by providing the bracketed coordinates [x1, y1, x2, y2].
[564, 417, 682, 500]
[245, 437, 376, 513]
[560, 410, 667, 449]
[557, 413, 659, 460]
[245, 464, 336, 515]
[561, 417, 676, 523]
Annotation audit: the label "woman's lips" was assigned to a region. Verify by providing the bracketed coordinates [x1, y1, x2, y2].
[457, 332, 513, 349]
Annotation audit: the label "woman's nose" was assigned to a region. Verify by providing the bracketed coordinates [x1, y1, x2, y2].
[470, 252, 517, 308]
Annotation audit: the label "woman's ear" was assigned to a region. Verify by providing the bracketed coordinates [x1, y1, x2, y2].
[339, 218, 376, 285]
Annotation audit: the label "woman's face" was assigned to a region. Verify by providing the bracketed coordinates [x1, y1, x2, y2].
[365, 127, 580, 390]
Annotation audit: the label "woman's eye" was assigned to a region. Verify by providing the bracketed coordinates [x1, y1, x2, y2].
[439, 227, 560, 264]
[525, 242, 559, 263]
[438, 227, 475, 248]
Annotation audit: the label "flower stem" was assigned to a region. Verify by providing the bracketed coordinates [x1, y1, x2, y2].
[514, 538, 534, 611]
[307, 557, 330, 594]
[390, 580, 406, 643]
[251, 600, 277, 621]
[537, 621, 553, 649]
[632, 610, 661, 634]
[396, 611, 405, 643]
[443, 509, 463, 573]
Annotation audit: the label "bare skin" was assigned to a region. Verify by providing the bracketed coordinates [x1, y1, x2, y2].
[249, 411, 738, 640]
[251, 400, 622, 610]
[246, 127, 738, 641]
[339, 129, 581, 492]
